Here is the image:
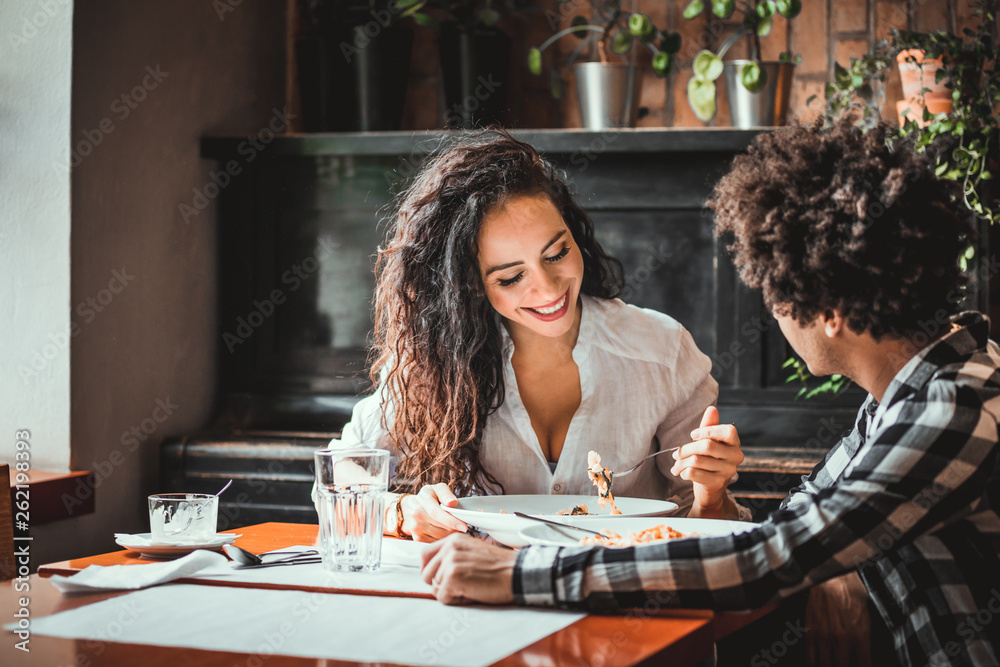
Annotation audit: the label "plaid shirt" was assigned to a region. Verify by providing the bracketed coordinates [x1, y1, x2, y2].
[513, 312, 1000, 667]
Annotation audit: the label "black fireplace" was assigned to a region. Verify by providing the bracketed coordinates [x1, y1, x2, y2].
[163, 129, 901, 526]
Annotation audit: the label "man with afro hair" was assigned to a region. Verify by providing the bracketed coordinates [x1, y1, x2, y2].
[421, 120, 1000, 667]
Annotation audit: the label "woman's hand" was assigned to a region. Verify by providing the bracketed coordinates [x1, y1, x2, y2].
[421, 534, 516, 605]
[399, 483, 468, 542]
[672, 406, 744, 518]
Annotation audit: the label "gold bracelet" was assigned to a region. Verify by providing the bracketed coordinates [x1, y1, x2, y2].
[392, 493, 414, 540]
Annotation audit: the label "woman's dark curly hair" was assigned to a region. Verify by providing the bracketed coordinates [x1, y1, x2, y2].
[372, 129, 624, 495]
[709, 118, 976, 340]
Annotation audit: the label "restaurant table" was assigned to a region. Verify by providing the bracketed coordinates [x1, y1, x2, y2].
[1, 522, 786, 666]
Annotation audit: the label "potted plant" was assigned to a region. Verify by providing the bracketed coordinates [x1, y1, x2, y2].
[817, 0, 999, 223]
[424, 0, 531, 128]
[527, 2, 680, 129]
[788, 0, 999, 398]
[296, 0, 430, 132]
[681, 0, 802, 125]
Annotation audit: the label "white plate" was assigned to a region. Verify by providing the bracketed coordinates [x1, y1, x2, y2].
[115, 533, 238, 560]
[519, 516, 757, 548]
[442, 494, 677, 547]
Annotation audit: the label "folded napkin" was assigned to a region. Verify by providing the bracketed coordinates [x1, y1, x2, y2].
[50, 550, 228, 594]
[114, 533, 238, 548]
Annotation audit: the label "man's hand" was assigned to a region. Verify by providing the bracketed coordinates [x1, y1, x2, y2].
[672, 406, 744, 518]
[420, 534, 517, 605]
[401, 484, 468, 542]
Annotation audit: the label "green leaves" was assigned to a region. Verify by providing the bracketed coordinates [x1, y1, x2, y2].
[741, 61, 768, 92]
[712, 0, 735, 19]
[775, 0, 801, 19]
[757, 14, 773, 37]
[652, 51, 674, 77]
[693, 50, 724, 81]
[688, 50, 723, 121]
[688, 77, 717, 121]
[784, 356, 852, 400]
[527, 48, 542, 76]
[683, 0, 705, 20]
[610, 29, 633, 54]
[628, 13, 655, 41]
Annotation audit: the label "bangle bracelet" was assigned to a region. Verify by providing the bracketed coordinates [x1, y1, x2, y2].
[393, 493, 414, 540]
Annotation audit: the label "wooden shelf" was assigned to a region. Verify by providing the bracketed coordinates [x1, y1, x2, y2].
[201, 128, 766, 159]
[7, 468, 95, 526]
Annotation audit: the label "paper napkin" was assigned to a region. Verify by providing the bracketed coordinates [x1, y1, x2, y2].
[49, 549, 228, 594]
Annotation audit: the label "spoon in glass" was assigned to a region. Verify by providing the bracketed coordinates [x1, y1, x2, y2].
[163, 479, 237, 537]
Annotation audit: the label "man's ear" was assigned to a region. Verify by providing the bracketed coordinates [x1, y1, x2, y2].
[821, 309, 844, 338]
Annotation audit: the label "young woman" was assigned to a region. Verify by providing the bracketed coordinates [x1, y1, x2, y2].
[333, 130, 747, 541]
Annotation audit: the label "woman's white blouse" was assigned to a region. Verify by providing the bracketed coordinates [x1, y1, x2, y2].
[331, 296, 739, 517]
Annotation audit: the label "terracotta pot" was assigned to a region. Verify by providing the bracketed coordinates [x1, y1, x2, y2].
[896, 49, 951, 101]
[896, 96, 954, 127]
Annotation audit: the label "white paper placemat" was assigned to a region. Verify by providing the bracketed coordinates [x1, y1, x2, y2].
[193, 540, 435, 597]
[17, 583, 584, 667]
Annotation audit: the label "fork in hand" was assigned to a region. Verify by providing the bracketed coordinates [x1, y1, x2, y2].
[610, 446, 681, 479]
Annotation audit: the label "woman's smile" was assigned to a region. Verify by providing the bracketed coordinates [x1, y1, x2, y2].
[523, 290, 570, 321]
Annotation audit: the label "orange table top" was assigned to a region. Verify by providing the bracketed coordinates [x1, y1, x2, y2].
[9, 522, 779, 665]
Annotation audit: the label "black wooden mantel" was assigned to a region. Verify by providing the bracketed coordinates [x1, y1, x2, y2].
[162, 129, 867, 524]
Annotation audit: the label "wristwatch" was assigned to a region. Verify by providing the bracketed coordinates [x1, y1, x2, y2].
[391, 493, 413, 539]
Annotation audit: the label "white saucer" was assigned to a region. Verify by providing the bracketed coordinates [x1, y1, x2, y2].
[115, 532, 238, 560]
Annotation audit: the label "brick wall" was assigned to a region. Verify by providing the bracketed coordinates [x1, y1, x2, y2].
[399, 0, 995, 130]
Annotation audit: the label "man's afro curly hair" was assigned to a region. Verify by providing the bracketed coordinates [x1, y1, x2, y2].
[709, 118, 976, 341]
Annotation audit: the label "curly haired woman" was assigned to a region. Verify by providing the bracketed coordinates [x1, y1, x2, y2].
[331, 130, 747, 541]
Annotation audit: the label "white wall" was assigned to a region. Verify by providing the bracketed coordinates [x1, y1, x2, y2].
[0, 0, 74, 471]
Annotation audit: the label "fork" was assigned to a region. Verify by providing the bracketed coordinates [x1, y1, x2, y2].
[610, 446, 680, 479]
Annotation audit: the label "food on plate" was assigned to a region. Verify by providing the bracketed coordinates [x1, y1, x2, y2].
[580, 524, 696, 547]
[557, 504, 593, 516]
[587, 451, 622, 515]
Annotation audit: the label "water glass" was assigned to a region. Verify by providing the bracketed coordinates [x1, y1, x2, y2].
[314, 449, 389, 572]
[148, 493, 218, 544]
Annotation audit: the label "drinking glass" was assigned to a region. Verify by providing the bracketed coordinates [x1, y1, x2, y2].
[148, 493, 218, 544]
[314, 449, 389, 572]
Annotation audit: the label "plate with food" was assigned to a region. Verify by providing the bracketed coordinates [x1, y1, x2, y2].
[442, 494, 678, 547]
[518, 517, 757, 548]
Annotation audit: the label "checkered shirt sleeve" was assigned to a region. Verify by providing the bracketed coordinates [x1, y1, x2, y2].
[512, 314, 1000, 667]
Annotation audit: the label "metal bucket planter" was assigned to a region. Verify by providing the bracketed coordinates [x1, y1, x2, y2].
[573, 63, 642, 130]
[722, 60, 794, 128]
